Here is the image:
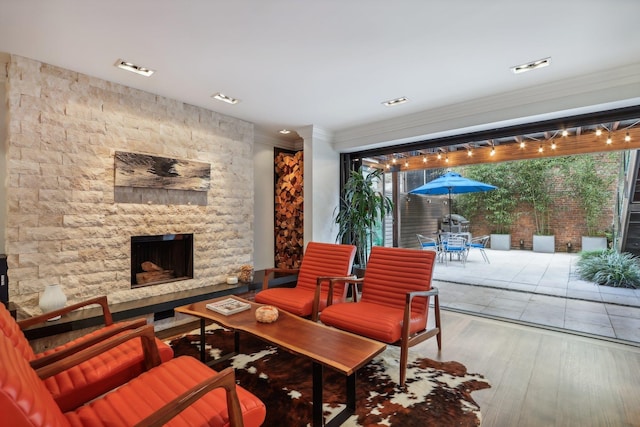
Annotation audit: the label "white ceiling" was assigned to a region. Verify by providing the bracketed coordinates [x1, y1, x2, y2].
[2, 0, 640, 152]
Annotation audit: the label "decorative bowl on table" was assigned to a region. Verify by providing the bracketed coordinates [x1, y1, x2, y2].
[255, 305, 279, 323]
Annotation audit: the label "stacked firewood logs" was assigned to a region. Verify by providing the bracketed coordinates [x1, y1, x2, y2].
[274, 150, 304, 269]
[136, 261, 174, 284]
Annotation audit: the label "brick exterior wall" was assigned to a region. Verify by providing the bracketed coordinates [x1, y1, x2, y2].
[466, 152, 618, 251]
[4, 55, 254, 315]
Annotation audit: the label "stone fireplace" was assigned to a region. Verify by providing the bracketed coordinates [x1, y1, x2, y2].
[130, 234, 194, 288]
[3, 55, 254, 313]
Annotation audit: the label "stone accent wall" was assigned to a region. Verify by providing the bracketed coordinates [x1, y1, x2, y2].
[4, 55, 254, 314]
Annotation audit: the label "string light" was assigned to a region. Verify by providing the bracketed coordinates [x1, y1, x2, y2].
[366, 122, 636, 169]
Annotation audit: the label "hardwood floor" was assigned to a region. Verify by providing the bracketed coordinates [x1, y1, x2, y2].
[433, 309, 640, 427]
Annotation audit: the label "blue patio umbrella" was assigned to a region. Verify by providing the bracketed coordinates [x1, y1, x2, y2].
[409, 171, 497, 231]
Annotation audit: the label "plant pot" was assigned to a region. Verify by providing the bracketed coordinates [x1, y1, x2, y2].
[581, 236, 607, 252]
[490, 234, 511, 251]
[533, 235, 555, 253]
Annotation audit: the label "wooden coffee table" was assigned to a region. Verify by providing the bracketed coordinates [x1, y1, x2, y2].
[175, 296, 386, 427]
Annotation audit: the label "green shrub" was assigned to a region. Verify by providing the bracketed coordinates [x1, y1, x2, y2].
[576, 250, 640, 289]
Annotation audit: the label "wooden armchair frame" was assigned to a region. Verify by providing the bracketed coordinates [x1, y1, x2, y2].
[311, 275, 357, 321]
[17, 296, 148, 370]
[261, 267, 300, 290]
[18, 295, 115, 329]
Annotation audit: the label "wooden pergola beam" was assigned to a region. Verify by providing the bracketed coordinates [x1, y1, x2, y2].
[365, 126, 640, 172]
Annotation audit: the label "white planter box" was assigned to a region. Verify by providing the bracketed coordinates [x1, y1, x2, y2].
[581, 236, 607, 252]
[533, 235, 555, 253]
[490, 234, 511, 251]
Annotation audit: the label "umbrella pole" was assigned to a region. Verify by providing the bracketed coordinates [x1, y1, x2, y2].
[448, 190, 452, 232]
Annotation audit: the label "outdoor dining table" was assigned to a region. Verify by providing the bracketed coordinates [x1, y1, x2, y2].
[438, 232, 471, 264]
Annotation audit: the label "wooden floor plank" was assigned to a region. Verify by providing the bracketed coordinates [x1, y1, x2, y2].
[431, 310, 640, 427]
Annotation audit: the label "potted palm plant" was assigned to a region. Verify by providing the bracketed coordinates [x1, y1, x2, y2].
[334, 167, 393, 269]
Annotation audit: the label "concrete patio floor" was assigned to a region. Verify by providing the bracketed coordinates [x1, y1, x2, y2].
[431, 248, 640, 345]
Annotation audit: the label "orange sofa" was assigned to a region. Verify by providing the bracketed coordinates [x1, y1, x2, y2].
[0, 296, 174, 412]
[0, 324, 266, 427]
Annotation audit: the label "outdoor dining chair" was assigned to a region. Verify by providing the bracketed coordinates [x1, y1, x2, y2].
[442, 234, 468, 266]
[416, 234, 442, 262]
[467, 235, 490, 263]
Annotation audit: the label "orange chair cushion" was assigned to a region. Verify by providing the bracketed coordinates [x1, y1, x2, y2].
[41, 326, 175, 412]
[254, 287, 343, 317]
[65, 356, 266, 427]
[320, 301, 426, 343]
[255, 242, 356, 316]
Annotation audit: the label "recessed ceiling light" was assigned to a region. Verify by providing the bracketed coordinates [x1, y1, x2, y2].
[511, 57, 551, 74]
[382, 96, 408, 107]
[114, 59, 154, 77]
[211, 92, 240, 105]
[279, 129, 291, 134]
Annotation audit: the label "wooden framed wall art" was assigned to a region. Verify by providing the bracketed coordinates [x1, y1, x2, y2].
[114, 151, 211, 191]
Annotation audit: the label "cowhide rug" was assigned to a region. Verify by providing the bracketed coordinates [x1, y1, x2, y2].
[166, 325, 490, 427]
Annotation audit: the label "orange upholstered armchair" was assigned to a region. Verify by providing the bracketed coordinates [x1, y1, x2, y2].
[0, 296, 174, 412]
[319, 246, 441, 386]
[255, 242, 356, 321]
[0, 324, 266, 427]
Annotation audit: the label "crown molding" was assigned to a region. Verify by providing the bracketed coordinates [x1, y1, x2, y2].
[296, 125, 334, 145]
[254, 126, 301, 151]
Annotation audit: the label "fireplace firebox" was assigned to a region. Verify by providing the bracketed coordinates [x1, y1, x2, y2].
[130, 234, 194, 288]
